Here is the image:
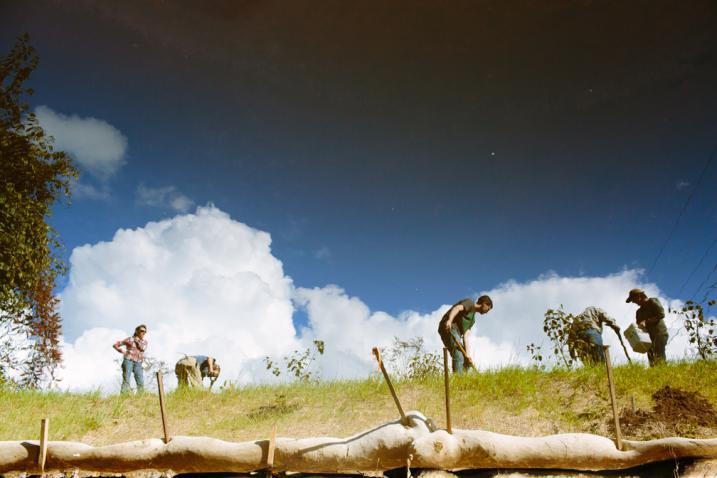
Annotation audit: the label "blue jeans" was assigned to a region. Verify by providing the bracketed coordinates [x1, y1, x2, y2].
[121, 358, 144, 393]
[439, 326, 469, 374]
[574, 328, 605, 364]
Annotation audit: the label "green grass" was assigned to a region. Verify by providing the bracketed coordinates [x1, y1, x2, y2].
[1, 360, 715, 445]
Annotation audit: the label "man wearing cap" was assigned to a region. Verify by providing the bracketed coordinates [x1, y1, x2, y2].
[438, 295, 493, 374]
[626, 289, 668, 366]
[568, 307, 620, 364]
[175, 355, 221, 389]
[113, 324, 148, 393]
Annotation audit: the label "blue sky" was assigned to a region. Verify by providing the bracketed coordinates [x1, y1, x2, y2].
[2, 1, 717, 389]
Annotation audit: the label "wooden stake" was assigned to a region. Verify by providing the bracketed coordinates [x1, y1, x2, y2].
[38, 418, 49, 473]
[372, 347, 408, 425]
[266, 424, 277, 478]
[631, 395, 636, 415]
[602, 346, 622, 450]
[443, 348, 452, 434]
[156, 371, 171, 444]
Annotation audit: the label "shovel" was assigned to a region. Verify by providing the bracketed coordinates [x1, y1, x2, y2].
[448, 332, 478, 371]
[614, 328, 632, 364]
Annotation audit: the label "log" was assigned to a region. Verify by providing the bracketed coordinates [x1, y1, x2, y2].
[1, 411, 716, 474]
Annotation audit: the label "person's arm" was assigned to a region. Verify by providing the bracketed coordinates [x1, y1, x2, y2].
[638, 300, 664, 329]
[443, 304, 465, 331]
[113, 338, 128, 354]
[601, 312, 619, 331]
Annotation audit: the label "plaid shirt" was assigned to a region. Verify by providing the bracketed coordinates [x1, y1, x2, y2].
[573, 306, 617, 334]
[115, 336, 147, 362]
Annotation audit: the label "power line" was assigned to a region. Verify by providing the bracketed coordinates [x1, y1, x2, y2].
[678, 235, 717, 298]
[693, 261, 717, 303]
[648, 148, 716, 275]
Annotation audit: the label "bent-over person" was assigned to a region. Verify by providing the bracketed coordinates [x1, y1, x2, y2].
[568, 306, 620, 364]
[438, 295, 493, 374]
[175, 355, 221, 388]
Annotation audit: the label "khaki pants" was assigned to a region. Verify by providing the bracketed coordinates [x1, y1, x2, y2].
[175, 356, 203, 388]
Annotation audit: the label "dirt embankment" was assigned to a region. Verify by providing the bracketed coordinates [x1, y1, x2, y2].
[618, 386, 717, 438]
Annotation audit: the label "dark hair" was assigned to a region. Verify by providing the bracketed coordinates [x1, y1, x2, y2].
[134, 324, 147, 336]
[476, 295, 493, 308]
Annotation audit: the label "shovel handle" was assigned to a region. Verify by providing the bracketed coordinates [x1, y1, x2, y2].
[449, 334, 477, 370]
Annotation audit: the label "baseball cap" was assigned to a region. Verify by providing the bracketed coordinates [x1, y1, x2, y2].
[625, 288, 645, 303]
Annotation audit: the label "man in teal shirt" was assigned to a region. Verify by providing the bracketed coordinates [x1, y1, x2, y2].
[438, 295, 493, 373]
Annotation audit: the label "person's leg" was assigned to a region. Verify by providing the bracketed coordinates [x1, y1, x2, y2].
[439, 328, 460, 374]
[449, 328, 465, 374]
[188, 361, 203, 388]
[649, 321, 668, 366]
[121, 358, 132, 394]
[584, 328, 605, 363]
[133, 360, 144, 392]
[646, 347, 655, 367]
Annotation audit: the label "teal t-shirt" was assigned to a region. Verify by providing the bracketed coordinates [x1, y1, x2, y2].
[458, 306, 476, 335]
[440, 298, 476, 335]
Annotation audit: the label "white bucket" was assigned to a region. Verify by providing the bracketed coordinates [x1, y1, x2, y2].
[625, 323, 652, 353]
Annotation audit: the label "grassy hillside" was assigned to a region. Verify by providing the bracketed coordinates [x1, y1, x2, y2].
[1, 360, 715, 446]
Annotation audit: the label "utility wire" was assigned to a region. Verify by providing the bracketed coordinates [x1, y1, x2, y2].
[648, 149, 716, 276]
[678, 235, 717, 298]
[678, 190, 717, 298]
[693, 261, 717, 303]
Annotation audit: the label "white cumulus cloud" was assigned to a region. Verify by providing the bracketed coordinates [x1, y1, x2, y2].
[136, 184, 195, 212]
[35, 106, 128, 180]
[55, 206, 694, 393]
[480, 271, 688, 366]
[58, 206, 298, 392]
[294, 285, 519, 379]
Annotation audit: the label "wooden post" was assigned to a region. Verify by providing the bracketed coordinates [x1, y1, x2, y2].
[603, 346, 622, 450]
[372, 347, 408, 425]
[631, 395, 636, 415]
[443, 348, 452, 434]
[38, 418, 49, 473]
[156, 371, 171, 444]
[266, 424, 277, 478]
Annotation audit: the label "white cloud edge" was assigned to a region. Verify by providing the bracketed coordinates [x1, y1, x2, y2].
[47, 205, 710, 393]
[35, 105, 128, 181]
[136, 184, 195, 212]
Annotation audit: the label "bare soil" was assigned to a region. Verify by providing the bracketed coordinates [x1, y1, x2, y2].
[618, 386, 717, 438]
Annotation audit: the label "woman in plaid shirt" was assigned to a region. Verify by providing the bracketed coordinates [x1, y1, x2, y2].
[113, 324, 148, 393]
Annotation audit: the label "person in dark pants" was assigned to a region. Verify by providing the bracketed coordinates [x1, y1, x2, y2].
[626, 288, 668, 366]
[438, 295, 493, 374]
[113, 324, 148, 393]
[568, 306, 620, 364]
